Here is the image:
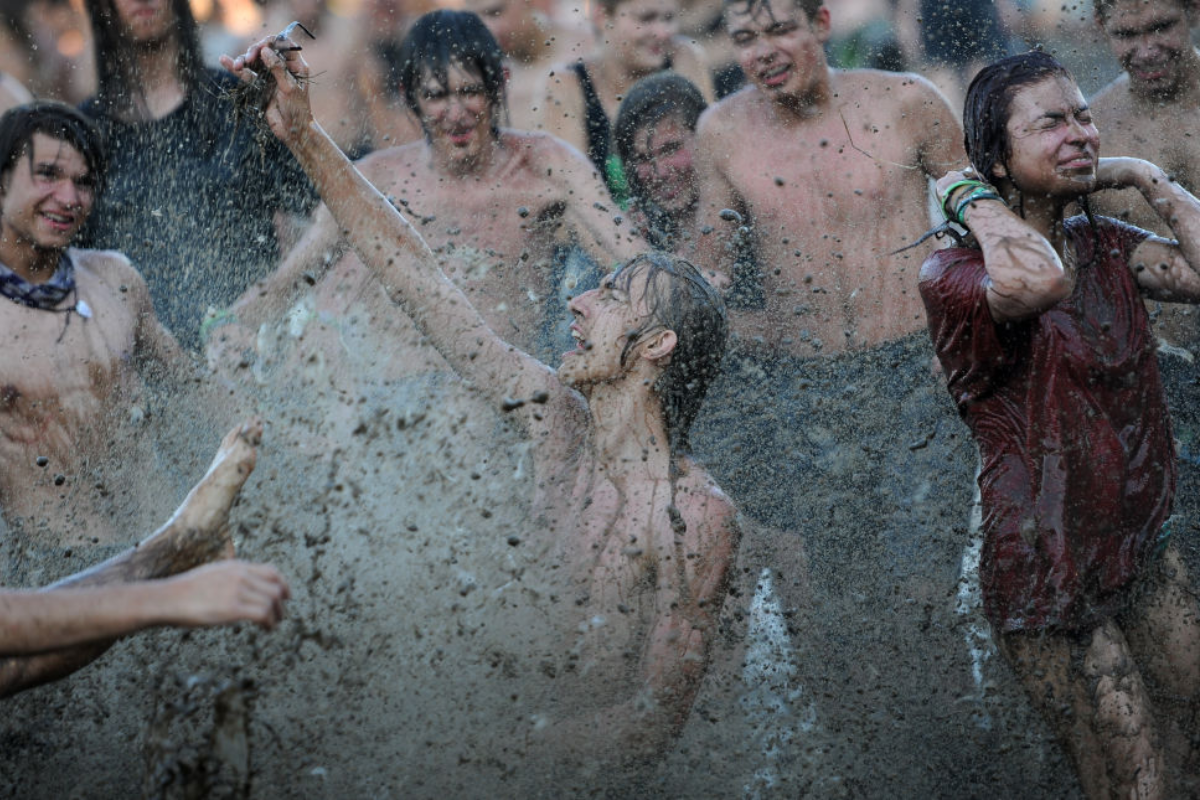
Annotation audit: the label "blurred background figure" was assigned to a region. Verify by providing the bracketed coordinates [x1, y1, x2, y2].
[76, 0, 317, 350]
[825, 0, 905, 71]
[0, 0, 94, 103]
[463, 0, 592, 130]
[613, 71, 705, 253]
[354, 0, 430, 148]
[540, 0, 715, 205]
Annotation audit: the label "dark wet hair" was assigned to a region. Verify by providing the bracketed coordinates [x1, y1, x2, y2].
[614, 252, 727, 457]
[613, 73, 706, 249]
[397, 10, 507, 132]
[1095, 0, 1193, 22]
[963, 51, 1074, 185]
[85, 0, 206, 120]
[0, 101, 106, 196]
[723, 0, 823, 22]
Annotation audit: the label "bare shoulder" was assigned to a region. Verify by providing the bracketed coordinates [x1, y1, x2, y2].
[673, 460, 738, 536]
[1090, 74, 1132, 114]
[835, 68, 953, 114]
[502, 128, 586, 163]
[354, 142, 425, 183]
[697, 86, 760, 149]
[71, 247, 145, 289]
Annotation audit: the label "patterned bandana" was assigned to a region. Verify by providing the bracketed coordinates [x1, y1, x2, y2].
[0, 254, 90, 318]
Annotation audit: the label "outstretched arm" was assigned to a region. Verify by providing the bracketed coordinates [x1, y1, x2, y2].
[1097, 158, 1200, 303]
[937, 169, 1072, 323]
[0, 421, 287, 698]
[223, 40, 566, 413]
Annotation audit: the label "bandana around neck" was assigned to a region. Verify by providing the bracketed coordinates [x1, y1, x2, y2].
[0, 253, 91, 319]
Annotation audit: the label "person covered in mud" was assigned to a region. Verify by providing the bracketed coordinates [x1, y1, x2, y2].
[1, 420, 288, 699]
[214, 10, 643, 370]
[0, 101, 201, 562]
[75, 0, 317, 351]
[689, 0, 966, 583]
[223, 33, 737, 778]
[920, 51, 1200, 799]
[612, 71, 707, 254]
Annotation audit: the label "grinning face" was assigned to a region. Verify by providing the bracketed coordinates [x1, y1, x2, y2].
[602, 0, 679, 74]
[1101, 0, 1196, 99]
[997, 75, 1100, 198]
[0, 133, 95, 258]
[415, 64, 498, 171]
[112, 0, 175, 45]
[726, 0, 830, 103]
[627, 116, 699, 216]
[559, 266, 665, 387]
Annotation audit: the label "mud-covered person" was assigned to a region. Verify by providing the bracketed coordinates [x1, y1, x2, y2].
[1, 420, 288, 699]
[689, 0, 968, 591]
[1090, 0, 1200, 569]
[612, 71, 707, 255]
[76, 0, 316, 351]
[223, 34, 737, 785]
[921, 51, 1200, 799]
[0, 101, 203, 575]
[213, 10, 644, 372]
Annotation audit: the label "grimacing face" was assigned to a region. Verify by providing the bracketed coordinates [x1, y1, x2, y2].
[414, 64, 498, 167]
[560, 267, 666, 387]
[627, 116, 699, 216]
[995, 75, 1100, 198]
[726, 0, 830, 102]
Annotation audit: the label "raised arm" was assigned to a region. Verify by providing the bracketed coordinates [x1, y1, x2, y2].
[1098, 157, 1200, 303]
[937, 169, 1071, 323]
[224, 40, 566, 411]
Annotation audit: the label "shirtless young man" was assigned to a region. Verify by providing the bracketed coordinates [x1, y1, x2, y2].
[214, 10, 641, 375]
[1090, 0, 1200, 345]
[688, 0, 967, 576]
[1, 420, 289, 699]
[224, 34, 736, 777]
[0, 101, 194, 558]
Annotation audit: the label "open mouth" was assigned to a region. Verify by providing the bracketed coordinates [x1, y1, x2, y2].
[760, 64, 791, 88]
[40, 211, 76, 232]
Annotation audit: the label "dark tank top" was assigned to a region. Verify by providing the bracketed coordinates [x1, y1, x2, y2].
[570, 59, 672, 206]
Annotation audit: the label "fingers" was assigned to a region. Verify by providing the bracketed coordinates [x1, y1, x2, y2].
[235, 563, 290, 629]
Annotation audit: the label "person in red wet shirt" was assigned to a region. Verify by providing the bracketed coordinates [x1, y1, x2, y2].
[920, 51, 1200, 800]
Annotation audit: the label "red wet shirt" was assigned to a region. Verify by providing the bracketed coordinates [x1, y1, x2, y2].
[920, 216, 1174, 632]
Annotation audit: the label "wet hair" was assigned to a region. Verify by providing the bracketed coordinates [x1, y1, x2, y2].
[1095, 0, 1193, 22]
[723, 0, 823, 22]
[963, 51, 1075, 186]
[85, 0, 206, 120]
[613, 73, 707, 249]
[614, 251, 727, 457]
[396, 10, 507, 132]
[0, 101, 106, 196]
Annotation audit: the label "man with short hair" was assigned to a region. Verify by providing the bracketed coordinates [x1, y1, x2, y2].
[215, 10, 642, 370]
[690, 0, 966, 557]
[0, 101, 192, 562]
[1090, 0, 1200, 580]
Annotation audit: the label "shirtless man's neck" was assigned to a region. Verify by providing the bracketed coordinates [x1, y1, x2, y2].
[578, 376, 672, 477]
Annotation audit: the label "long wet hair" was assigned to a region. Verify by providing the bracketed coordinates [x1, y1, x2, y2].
[613, 73, 707, 250]
[85, 0, 206, 121]
[396, 10, 508, 134]
[612, 252, 727, 458]
[0, 101, 107, 196]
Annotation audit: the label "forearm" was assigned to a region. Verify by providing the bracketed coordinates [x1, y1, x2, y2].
[0, 583, 166, 655]
[1132, 162, 1200, 269]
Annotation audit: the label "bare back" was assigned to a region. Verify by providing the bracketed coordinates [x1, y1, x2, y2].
[697, 69, 963, 355]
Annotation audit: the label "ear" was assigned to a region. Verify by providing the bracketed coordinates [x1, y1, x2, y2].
[591, 2, 610, 28]
[502, 65, 511, 86]
[640, 329, 678, 362]
[991, 161, 1007, 179]
[811, 6, 832, 41]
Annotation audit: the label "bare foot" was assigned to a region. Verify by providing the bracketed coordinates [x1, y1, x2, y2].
[157, 419, 263, 558]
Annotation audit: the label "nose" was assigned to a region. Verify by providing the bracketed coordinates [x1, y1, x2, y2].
[568, 288, 595, 317]
[53, 178, 83, 209]
[750, 34, 776, 62]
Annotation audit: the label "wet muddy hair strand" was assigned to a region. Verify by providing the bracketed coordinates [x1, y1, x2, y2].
[614, 252, 727, 458]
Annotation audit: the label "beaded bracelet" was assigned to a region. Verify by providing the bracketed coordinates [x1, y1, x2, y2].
[953, 188, 1003, 225]
[939, 178, 989, 220]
